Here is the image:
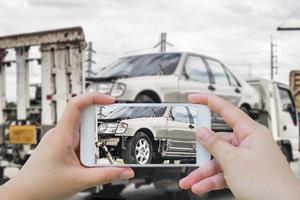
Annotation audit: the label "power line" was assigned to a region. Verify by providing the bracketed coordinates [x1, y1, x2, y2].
[277, 6, 300, 29]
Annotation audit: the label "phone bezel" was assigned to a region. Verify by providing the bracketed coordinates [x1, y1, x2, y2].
[80, 103, 211, 167]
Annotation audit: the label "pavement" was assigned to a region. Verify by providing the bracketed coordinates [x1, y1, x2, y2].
[71, 158, 300, 200]
[3, 156, 299, 200]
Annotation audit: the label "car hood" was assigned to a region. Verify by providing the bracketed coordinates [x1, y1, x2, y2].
[119, 117, 166, 125]
[88, 75, 177, 85]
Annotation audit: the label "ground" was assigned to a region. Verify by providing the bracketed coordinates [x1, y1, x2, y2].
[3, 155, 299, 200]
[71, 155, 300, 200]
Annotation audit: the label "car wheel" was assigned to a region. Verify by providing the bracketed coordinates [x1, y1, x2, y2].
[240, 106, 250, 116]
[122, 132, 153, 164]
[280, 146, 291, 163]
[135, 94, 156, 103]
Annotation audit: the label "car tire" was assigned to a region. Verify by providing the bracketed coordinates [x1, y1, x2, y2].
[122, 132, 153, 164]
[240, 106, 250, 116]
[280, 146, 291, 163]
[135, 94, 156, 103]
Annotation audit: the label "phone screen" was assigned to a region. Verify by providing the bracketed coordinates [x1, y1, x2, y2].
[80, 103, 211, 167]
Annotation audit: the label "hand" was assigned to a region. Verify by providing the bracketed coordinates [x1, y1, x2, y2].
[0, 93, 134, 200]
[179, 94, 300, 200]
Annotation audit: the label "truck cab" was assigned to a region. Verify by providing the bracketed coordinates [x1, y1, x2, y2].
[248, 78, 299, 162]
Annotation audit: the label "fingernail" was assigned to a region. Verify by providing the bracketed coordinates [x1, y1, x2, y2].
[120, 170, 134, 179]
[197, 129, 210, 141]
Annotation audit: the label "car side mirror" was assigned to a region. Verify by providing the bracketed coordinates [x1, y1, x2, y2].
[283, 103, 293, 113]
[168, 114, 175, 121]
[182, 69, 190, 80]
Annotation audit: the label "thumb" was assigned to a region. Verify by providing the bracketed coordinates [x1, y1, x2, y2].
[197, 128, 235, 166]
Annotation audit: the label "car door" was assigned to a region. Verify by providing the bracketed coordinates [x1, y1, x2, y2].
[166, 106, 195, 151]
[224, 67, 243, 105]
[277, 86, 299, 155]
[205, 58, 240, 105]
[178, 55, 212, 102]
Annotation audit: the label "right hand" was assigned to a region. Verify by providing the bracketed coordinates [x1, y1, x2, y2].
[179, 94, 300, 200]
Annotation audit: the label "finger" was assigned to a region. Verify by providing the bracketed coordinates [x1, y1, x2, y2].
[197, 128, 235, 166]
[217, 132, 234, 144]
[189, 93, 254, 142]
[191, 172, 227, 195]
[57, 92, 115, 134]
[179, 159, 221, 190]
[79, 167, 134, 188]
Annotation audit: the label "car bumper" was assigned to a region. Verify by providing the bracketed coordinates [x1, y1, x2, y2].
[96, 137, 120, 147]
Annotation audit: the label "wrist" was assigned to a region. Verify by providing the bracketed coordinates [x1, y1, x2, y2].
[0, 180, 19, 200]
[0, 177, 32, 200]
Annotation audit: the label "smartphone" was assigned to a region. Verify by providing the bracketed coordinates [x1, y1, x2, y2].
[80, 103, 211, 167]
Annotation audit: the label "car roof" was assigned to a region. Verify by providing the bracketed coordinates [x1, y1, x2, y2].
[119, 51, 222, 63]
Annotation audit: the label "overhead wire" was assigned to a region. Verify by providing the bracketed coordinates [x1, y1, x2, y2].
[278, 5, 300, 28]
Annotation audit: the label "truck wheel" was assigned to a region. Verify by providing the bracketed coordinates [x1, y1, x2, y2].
[122, 132, 153, 164]
[280, 146, 291, 162]
[135, 94, 156, 103]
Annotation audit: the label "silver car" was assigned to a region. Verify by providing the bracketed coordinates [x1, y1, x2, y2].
[96, 105, 199, 164]
[87, 52, 260, 113]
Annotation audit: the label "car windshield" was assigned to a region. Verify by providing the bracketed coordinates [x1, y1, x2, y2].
[104, 106, 167, 120]
[99, 53, 181, 78]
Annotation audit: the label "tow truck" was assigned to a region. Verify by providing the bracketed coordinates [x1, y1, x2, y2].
[0, 27, 86, 180]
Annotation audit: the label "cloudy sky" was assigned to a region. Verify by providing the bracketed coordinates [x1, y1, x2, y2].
[1, 0, 300, 101]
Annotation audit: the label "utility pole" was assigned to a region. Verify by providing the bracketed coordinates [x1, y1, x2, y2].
[153, 33, 174, 53]
[85, 42, 96, 77]
[270, 36, 278, 80]
[160, 33, 167, 52]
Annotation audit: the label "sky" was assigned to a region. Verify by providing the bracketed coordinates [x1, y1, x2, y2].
[1, 0, 300, 101]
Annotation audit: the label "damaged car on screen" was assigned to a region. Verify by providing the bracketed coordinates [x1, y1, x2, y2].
[95, 105, 199, 164]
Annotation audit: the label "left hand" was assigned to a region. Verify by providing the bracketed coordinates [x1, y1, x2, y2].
[0, 93, 135, 200]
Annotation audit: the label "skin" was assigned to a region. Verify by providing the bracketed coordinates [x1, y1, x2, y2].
[0, 93, 134, 200]
[180, 94, 300, 200]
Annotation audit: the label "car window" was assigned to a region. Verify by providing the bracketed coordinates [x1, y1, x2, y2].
[206, 59, 229, 85]
[187, 106, 197, 124]
[185, 56, 209, 83]
[278, 87, 297, 125]
[171, 106, 190, 123]
[102, 106, 167, 120]
[99, 53, 181, 78]
[226, 68, 239, 87]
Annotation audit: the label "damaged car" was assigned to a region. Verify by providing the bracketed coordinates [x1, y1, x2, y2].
[95, 105, 199, 164]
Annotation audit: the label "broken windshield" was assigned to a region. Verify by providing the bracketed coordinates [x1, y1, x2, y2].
[98, 53, 181, 78]
[103, 106, 167, 120]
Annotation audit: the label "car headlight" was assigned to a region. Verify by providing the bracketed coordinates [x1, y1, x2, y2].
[86, 84, 96, 93]
[98, 122, 128, 134]
[97, 83, 113, 95]
[116, 122, 128, 133]
[86, 83, 113, 95]
[111, 83, 126, 97]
